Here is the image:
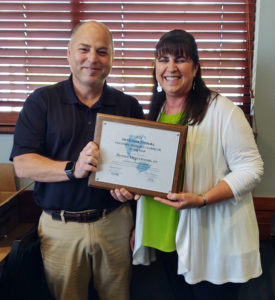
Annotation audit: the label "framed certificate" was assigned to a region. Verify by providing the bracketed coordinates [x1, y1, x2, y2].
[88, 113, 188, 198]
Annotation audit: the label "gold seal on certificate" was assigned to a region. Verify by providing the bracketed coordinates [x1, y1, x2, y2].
[88, 114, 188, 198]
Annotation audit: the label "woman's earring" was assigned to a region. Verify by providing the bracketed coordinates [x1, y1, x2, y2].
[157, 82, 162, 92]
[192, 79, 196, 91]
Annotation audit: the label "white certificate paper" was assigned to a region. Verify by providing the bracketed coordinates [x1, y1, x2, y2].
[97, 121, 180, 193]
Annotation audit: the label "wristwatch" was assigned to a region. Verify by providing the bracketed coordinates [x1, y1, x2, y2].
[65, 161, 76, 180]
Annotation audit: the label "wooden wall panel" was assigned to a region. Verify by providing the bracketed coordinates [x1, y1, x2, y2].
[253, 197, 275, 240]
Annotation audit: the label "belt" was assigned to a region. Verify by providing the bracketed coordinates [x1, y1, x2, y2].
[44, 207, 117, 223]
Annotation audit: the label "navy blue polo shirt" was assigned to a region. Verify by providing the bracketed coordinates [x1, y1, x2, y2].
[10, 76, 144, 211]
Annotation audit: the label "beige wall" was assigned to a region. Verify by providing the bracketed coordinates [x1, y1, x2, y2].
[253, 0, 275, 196]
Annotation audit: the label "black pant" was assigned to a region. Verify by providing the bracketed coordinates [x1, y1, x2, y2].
[157, 250, 241, 300]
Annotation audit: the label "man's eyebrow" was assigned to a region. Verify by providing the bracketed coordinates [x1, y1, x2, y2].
[96, 46, 109, 50]
[77, 43, 109, 50]
[78, 43, 90, 48]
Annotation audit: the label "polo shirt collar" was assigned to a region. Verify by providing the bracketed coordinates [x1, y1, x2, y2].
[64, 75, 116, 108]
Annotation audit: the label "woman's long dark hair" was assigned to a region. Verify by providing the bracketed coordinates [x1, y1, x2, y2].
[148, 29, 217, 125]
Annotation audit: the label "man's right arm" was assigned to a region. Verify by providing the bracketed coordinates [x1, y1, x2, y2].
[14, 153, 72, 182]
[13, 141, 99, 182]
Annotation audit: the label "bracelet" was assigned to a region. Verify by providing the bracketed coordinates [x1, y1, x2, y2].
[199, 194, 207, 208]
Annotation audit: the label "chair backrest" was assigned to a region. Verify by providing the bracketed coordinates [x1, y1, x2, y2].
[0, 164, 16, 192]
[0, 226, 55, 300]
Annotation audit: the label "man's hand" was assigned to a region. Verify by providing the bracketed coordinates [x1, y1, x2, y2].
[74, 141, 99, 178]
[110, 188, 140, 202]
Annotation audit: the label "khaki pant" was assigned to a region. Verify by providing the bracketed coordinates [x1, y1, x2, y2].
[38, 204, 133, 300]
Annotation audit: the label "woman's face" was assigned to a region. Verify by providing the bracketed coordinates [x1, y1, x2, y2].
[155, 53, 198, 99]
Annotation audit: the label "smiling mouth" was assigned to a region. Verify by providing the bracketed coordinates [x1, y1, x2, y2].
[85, 67, 100, 71]
[83, 64, 101, 69]
[164, 76, 181, 81]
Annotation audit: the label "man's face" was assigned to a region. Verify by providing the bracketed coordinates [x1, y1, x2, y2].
[67, 22, 113, 90]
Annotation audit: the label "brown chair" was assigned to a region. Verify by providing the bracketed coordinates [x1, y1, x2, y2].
[0, 164, 34, 263]
[0, 163, 17, 208]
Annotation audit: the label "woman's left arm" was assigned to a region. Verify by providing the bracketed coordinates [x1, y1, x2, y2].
[221, 105, 263, 202]
[154, 102, 263, 210]
[154, 180, 233, 210]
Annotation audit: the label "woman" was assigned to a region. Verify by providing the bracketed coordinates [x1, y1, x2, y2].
[132, 30, 264, 300]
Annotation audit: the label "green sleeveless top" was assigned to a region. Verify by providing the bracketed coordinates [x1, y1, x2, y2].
[142, 111, 184, 252]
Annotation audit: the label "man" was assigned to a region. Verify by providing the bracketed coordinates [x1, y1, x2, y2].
[10, 21, 144, 300]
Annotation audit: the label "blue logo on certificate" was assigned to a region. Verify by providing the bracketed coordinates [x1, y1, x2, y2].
[125, 135, 151, 173]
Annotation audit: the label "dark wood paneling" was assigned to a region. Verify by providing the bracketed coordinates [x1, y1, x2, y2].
[253, 196, 275, 240]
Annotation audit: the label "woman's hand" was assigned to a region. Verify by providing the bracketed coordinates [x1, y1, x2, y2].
[154, 192, 204, 210]
[154, 181, 234, 210]
[110, 188, 140, 202]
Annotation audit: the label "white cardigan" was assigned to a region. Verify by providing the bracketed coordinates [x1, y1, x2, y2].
[133, 94, 264, 284]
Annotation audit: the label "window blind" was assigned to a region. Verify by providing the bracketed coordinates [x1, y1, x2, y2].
[0, 0, 256, 133]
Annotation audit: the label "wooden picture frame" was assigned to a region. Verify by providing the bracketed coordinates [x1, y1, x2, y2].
[88, 113, 188, 198]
